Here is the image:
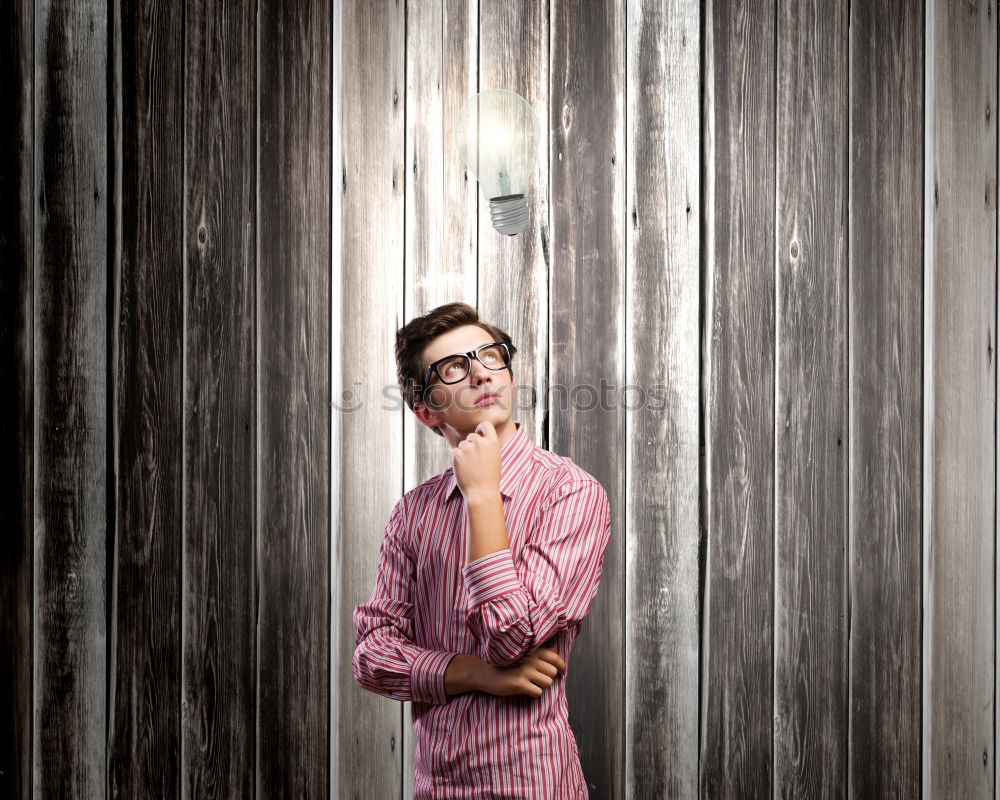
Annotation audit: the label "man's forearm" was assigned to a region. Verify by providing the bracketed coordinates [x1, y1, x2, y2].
[444, 653, 483, 696]
[465, 490, 510, 564]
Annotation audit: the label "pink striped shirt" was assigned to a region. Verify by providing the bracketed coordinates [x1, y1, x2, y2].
[352, 420, 612, 798]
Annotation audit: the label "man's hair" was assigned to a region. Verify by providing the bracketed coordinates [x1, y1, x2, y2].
[395, 302, 517, 437]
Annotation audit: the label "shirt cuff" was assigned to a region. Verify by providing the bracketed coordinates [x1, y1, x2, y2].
[462, 548, 522, 609]
[410, 649, 458, 705]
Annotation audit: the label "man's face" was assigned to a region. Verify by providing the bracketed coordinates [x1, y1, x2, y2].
[413, 324, 516, 438]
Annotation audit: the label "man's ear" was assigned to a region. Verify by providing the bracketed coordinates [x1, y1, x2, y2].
[412, 401, 442, 430]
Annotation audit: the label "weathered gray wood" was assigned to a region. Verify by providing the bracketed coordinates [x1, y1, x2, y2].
[624, 0, 701, 796]
[478, 0, 548, 450]
[183, 0, 257, 795]
[336, 2, 405, 797]
[0, 0, 34, 796]
[404, 0, 479, 488]
[107, 0, 184, 795]
[548, 1, 625, 797]
[927, 0, 996, 795]
[7, 1, 995, 795]
[772, 0, 850, 797]
[404, 0, 478, 326]
[700, 0, 776, 794]
[848, 0, 924, 796]
[256, 0, 331, 795]
[402, 1, 479, 795]
[33, 1, 108, 796]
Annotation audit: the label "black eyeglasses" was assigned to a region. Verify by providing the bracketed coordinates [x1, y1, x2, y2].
[422, 341, 514, 395]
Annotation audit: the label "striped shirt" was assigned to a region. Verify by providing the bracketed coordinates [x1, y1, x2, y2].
[352, 420, 612, 798]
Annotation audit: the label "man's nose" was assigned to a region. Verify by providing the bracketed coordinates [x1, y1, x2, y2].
[469, 356, 493, 382]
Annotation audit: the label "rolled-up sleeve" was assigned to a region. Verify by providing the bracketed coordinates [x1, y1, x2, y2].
[462, 478, 612, 667]
[352, 498, 459, 705]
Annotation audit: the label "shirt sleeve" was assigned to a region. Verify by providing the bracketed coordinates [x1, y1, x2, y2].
[352, 497, 460, 705]
[461, 478, 612, 667]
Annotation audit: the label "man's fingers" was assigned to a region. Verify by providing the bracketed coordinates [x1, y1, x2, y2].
[527, 667, 554, 689]
[534, 648, 568, 676]
[475, 420, 497, 438]
[535, 661, 558, 678]
[543, 649, 567, 672]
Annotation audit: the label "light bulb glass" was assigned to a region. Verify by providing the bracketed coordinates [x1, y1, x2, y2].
[454, 89, 540, 235]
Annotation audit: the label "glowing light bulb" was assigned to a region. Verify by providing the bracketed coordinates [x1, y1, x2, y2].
[454, 89, 540, 236]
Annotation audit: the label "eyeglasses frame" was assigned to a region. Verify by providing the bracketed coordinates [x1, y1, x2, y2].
[421, 341, 514, 400]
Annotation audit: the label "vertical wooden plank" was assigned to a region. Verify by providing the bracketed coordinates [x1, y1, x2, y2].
[478, 0, 548, 447]
[773, 0, 849, 796]
[548, 1, 625, 797]
[0, 0, 34, 796]
[33, 1, 108, 795]
[700, 0, 776, 794]
[336, 0, 405, 796]
[257, 0, 331, 794]
[849, 0, 924, 795]
[107, 0, 184, 794]
[183, 0, 257, 795]
[927, 0, 996, 795]
[404, 0, 478, 325]
[625, 0, 700, 795]
[404, 0, 479, 495]
[402, 0, 478, 793]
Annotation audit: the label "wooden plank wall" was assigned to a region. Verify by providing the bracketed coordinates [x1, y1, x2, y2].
[182, 0, 255, 794]
[109, 0, 183, 794]
[0, 0, 33, 795]
[928, 0, 997, 796]
[625, 0, 701, 795]
[34, 2, 109, 797]
[548, 2, 625, 797]
[701, 0, 776, 791]
[257, 0, 331, 794]
[1, 0, 999, 797]
[773, 0, 848, 795]
[338, 2, 405, 798]
[849, 0, 925, 796]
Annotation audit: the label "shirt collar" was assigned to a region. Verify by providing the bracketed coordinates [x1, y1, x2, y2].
[442, 421, 534, 502]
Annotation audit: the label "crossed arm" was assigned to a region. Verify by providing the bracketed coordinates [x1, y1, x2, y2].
[351, 479, 612, 704]
[461, 478, 611, 667]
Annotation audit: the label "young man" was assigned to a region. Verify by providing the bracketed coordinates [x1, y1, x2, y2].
[352, 302, 611, 798]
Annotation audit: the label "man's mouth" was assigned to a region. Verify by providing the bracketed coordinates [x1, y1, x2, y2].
[476, 392, 500, 407]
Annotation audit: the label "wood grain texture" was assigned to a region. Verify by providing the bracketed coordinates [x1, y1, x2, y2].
[928, 0, 996, 795]
[848, 0, 924, 796]
[6, 1, 995, 795]
[256, 0, 331, 795]
[404, 0, 479, 492]
[107, 0, 184, 795]
[33, 1, 108, 796]
[700, 0, 776, 795]
[548, 1, 625, 797]
[0, 0, 33, 796]
[336, 2, 405, 798]
[773, 0, 849, 797]
[478, 0, 548, 449]
[404, 0, 478, 325]
[401, 1, 478, 794]
[625, 0, 701, 796]
[183, 0, 257, 795]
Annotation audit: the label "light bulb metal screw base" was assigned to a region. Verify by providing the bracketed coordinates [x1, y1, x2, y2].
[489, 194, 529, 236]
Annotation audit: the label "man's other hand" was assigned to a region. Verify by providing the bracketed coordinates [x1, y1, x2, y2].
[474, 647, 568, 699]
